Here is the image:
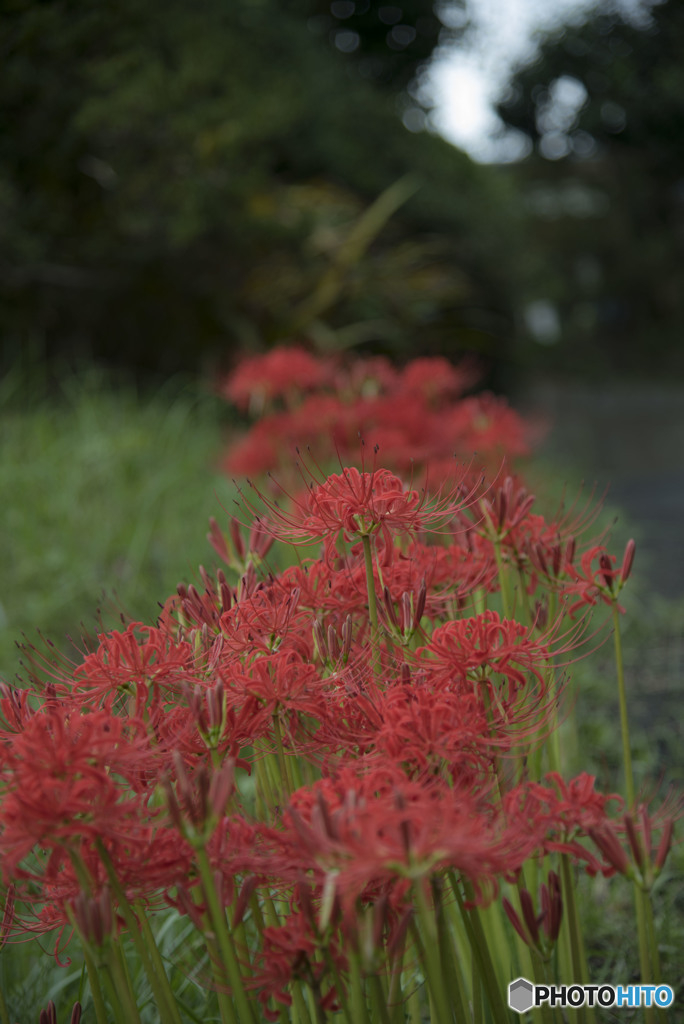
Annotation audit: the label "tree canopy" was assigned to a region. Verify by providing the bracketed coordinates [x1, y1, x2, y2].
[1, 0, 518, 378]
[495, 0, 684, 375]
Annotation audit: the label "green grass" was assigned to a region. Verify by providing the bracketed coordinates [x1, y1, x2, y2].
[0, 365, 237, 683]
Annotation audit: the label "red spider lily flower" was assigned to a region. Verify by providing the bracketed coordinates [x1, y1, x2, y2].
[478, 475, 537, 542]
[249, 911, 347, 1021]
[241, 464, 481, 552]
[396, 356, 478, 402]
[561, 540, 636, 616]
[260, 769, 535, 921]
[421, 611, 550, 691]
[502, 870, 562, 954]
[503, 773, 624, 873]
[443, 394, 533, 461]
[222, 346, 332, 413]
[257, 467, 427, 545]
[224, 652, 325, 724]
[208, 515, 275, 573]
[217, 579, 310, 660]
[588, 799, 680, 889]
[0, 683, 35, 733]
[372, 676, 493, 779]
[70, 624, 193, 707]
[0, 705, 153, 877]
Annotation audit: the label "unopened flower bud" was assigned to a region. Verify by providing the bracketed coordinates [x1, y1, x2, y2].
[589, 825, 631, 876]
[624, 813, 645, 872]
[655, 819, 674, 872]
[621, 539, 636, 583]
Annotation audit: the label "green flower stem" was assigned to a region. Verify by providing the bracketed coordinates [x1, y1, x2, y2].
[539, 958, 566, 1024]
[254, 742, 279, 817]
[493, 540, 512, 620]
[643, 891, 667, 1024]
[292, 982, 314, 1024]
[516, 565, 534, 628]
[289, 736, 305, 789]
[412, 882, 453, 1024]
[451, 876, 509, 1024]
[272, 711, 295, 796]
[612, 603, 635, 808]
[320, 944, 353, 1024]
[0, 981, 9, 1024]
[82, 944, 110, 1024]
[527, 953, 554, 1024]
[349, 951, 371, 1024]
[106, 942, 143, 1024]
[633, 885, 657, 1024]
[434, 880, 469, 1024]
[96, 958, 128, 1024]
[96, 842, 183, 1024]
[368, 971, 392, 1024]
[471, 963, 483, 1024]
[643, 890, 662, 985]
[405, 978, 421, 1024]
[361, 533, 380, 674]
[559, 855, 595, 1024]
[612, 607, 661, 1021]
[387, 946, 406, 1024]
[136, 906, 183, 1016]
[196, 846, 257, 1024]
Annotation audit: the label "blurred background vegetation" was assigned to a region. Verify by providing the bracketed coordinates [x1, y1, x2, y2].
[4, 0, 682, 383]
[2, 0, 683, 669]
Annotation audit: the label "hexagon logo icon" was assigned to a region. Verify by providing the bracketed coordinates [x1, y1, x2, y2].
[509, 977, 534, 1013]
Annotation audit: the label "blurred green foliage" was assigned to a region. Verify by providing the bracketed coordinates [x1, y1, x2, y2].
[1, 0, 519, 377]
[0, 366, 234, 680]
[496, 0, 684, 376]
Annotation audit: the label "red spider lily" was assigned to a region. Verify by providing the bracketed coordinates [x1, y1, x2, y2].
[421, 611, 550, 691]
[395, 356, 477, 402]
[249, 911, 347, 1021]
[207, 515, 275, 573]
[588, 797, 680, 889]
[239, 461, 484, 555]
[502, 870, 562, 954]
[259, 769, 535, 921]
[250, 466, 428, 545]
[70, 624, 193, 707]
[217, 579, 310, 660]
[503, 773, 624, 873]
[442, 394, 532, 461]
[0, 683, 36, 733]
[0, 705, 154, 877]
[478, 475, 537, 542]
[561, 539, 636, 616]
[372, 676, 493, 779]
[12, 817, 196, 944]
[221, 346, 333, 413]
[221, 351, 532, 481]
[225, 652, 322, 712]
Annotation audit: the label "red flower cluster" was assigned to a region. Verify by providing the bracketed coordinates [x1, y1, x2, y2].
[220, 348, 533, 483]
[0, 350, 675, 1021]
